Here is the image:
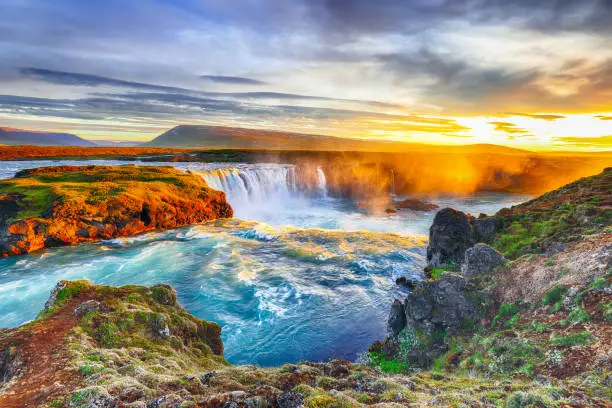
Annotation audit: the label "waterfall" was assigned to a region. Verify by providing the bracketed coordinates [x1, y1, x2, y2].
[198, 165, 298, 206]
[316, 167, 328, 198]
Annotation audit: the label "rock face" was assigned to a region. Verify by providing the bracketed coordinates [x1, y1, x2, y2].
[461, 243, 505, 278]
[386, 273, 483, 367]
[0, 165, 233, 257]
[426, 208, 498, 268]
[426, 208, 474, 268]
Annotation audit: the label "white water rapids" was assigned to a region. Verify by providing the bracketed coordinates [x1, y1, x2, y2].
[0, 160, 529, 365]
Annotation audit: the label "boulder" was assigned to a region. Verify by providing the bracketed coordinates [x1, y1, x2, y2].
[393, 198, 439, 211]
[426, 208, 474, 268]
[386, 273, 484, 368]
[387, 300, 406, 336]
[461, 244, 505, 278]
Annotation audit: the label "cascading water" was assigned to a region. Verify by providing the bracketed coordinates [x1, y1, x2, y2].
[316, 167, 328, 198]
[197, 164, 298, 205]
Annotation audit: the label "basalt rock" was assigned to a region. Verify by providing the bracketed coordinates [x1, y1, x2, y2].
[385, 273, 485, 368]
[426, 207, 498, 268]
[461, 243, 505, 278]
[426, 208, 474, 268]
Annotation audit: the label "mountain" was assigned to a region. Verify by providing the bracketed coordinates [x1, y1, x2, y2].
[144, 125, 529, 155]
[0, 127, 94, 146]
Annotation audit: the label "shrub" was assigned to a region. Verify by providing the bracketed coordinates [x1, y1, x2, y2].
[561, 308, 589, 327]
[522, 320, 550, 333]
[491, 303, 519, 328]
[506, 391, 553, 408]
[95, 322, 120, 348]
[368, 351, 407, 374]
[541, 285, 567, 306]
[430, 268, 444, 280]
[550, 331, 595, 347]
[151, 285, 176, 305]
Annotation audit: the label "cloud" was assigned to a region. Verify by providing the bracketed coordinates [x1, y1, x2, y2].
[19, 67, 187, 93]
[489, 121, 531, 135]
[201, 75, 266, 85]
[595, 115, 612, 121]
[506, 113, 566, 121]
[556, 135, 612, 147]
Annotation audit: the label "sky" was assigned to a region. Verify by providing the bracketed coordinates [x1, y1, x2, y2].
[0, 0, 612, 150]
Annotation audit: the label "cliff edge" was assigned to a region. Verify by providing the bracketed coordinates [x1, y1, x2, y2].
[0, 165, 233, 256]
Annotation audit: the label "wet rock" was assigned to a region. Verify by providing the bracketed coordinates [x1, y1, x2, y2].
[461, 243, 505, 278]
[277, 390, 304, 408]
[395, 276, 419, 288]
[426, 208, 474, 268]
[388, 273, 483, 367]
[394, 198, 439, 211]
[388, 300, 406, 336]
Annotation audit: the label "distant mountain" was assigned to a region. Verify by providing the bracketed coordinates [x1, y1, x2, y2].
[145, 125, 529, 155]
[91, 140, 141, 147]
[0, 127, 94, 146]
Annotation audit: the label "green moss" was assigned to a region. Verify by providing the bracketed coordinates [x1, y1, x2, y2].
[541, 285, 567, 306]
[94, 322, 121, 348]
[561, 308, 590, 327]
[151, 285, 176, 305]
[550, 331, 595, 347]
[368, 351, 407, 374]
[588, 276, 610, 291]
[506, 391, 555, 408]
[599, 302, 612, 321]
[491, 303, 519, 328]
[430, 268, 444, 280]
[521, 319, 550, 333]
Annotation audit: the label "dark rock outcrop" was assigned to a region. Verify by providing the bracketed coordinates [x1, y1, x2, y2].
[384, 273, 486, 367]
[388, 300, 407, 336]
[393, 198, 439, 212]
[426, 208, 498, 268]
[461, 243, 505, 278]
[426, 208, 474, 268]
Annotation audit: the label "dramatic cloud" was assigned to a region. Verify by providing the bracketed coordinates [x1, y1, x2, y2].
[0, 0, 611, 149]
[201, 75, 266, 85]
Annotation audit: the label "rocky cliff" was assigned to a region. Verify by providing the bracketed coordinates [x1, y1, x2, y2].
[375, 168, 611, 406]
[0, 165, 233, 256]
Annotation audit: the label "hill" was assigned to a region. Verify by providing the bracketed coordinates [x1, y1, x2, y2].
[144, 124, 529, 155]
[0, 127, 94, 146]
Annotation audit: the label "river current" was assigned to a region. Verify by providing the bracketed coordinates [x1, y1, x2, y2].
[0, 160, 528, 366]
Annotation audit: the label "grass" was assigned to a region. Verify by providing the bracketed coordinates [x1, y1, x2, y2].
[549, 331, 595, 347]
[541, 285, 567, 307]
[0, 165, 229, 224]
[430, 268, 444, 280]
[491, 303, 519, 329]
